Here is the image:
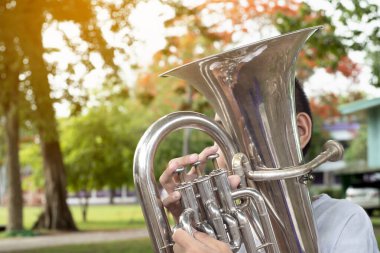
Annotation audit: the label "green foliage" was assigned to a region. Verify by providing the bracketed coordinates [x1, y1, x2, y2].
[19, 143, 44, 190]
[274, 2, 349, 79]
[273, 0, 380, 85]
[0, 0, 139, 115]
[135, 69, 217, 181]
[62, 102, 137, 192]
[154, 130, 214, 180]
[344, 124, 367, 162]
[312, 187, 344, 199]
[326, 0, 380, 87]
[159, 1, 379, 85]
[368, 51, 380, 87]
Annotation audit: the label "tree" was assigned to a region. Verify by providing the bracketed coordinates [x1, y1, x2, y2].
[0, 35, 23, 232]
[307, 90, 367, 160]
[325, 0, 380, 87]
[11, 1, 76, 230]
[133, 1, 358, 166]
[20, 142, 44, 192]
[136, 1, 362, 124]
[0, 0, 139, 230]
[344, 125, 367, 162]
[61, 97, 144, 221]
[142, 1, 380, 158]
[155, 1, 358, 82]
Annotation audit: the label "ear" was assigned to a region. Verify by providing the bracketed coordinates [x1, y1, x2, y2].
[296, 112, 312, 149]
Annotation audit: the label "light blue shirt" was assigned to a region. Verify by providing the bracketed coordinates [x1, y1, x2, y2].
[238, 194, 379, 253]
[312, 194, 379, 253]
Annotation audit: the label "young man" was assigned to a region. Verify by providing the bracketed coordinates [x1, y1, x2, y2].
[159, 80, 380, 253]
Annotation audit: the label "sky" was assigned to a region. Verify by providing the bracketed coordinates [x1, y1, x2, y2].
[43, 0, 380, 117]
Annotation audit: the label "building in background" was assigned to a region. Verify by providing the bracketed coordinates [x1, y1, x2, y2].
[312, 97, 380, 188]
[338, 97, 380, 187]
[340, 98, 380, 170]
[311, 118, 360, 196]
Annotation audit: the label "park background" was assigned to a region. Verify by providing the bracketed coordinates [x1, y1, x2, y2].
[0, 0, 379, 252]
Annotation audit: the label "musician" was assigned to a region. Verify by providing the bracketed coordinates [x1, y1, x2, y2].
[159, 79, 380, 253]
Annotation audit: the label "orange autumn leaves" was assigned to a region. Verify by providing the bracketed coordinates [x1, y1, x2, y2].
[310, 91, 365, 120]
[136, 0, 362, 116]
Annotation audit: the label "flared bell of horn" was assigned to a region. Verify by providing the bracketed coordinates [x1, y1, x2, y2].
[161, 26, 322, 252]
[161, 26, 321, 166]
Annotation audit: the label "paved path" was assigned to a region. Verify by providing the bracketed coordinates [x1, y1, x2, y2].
[0, 229, 149, 252]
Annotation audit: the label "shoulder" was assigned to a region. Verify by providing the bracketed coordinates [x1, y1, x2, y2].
[312, 194, 373, 234]
[312, 193, 368, 231]
[312, 193, 368, 239]
[312, 193, 366, 219]
[312, 194, 379, 253]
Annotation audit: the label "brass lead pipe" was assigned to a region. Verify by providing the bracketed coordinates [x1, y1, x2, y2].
[247, 140, 344, 181]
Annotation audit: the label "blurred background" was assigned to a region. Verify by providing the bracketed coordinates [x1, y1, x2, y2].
[0, 0, 379, 252]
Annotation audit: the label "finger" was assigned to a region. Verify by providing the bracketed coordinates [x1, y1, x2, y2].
[194, 231, 232, 252]
[162, 191, 181, 208]
[198, 145, 219, 162]
[193, 231, 218, 246]
[184, 173, 197, 182]
[228, 175, 241, 190]
[216, 148, 227, 169]
[162, 191, 182, 221]
[174, 230, 232, 253]
[160, 154, 198, 193]
[188, 146, 219, 175]
[172, 229, 203, 250]
[173, 242, 185, 253]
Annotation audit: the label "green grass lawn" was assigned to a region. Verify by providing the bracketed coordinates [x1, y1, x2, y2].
[0, 204, 153, 252]
[11, 238, 153, 253]
[0, 204, 146, 233]
[0, 204, 379, 250]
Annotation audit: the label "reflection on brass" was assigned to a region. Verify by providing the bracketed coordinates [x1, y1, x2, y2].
[133, 26, 343, 253]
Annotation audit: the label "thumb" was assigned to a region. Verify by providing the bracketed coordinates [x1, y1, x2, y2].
[172, 229, 194, 249]
[194, 231, 232, 252]
[172, 229, 208, 251]
[228, 175, 241, 190]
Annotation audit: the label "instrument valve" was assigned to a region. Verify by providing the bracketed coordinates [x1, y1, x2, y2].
[207, 153, 220, 170]
[192, 161, 203, 177]
[176, 167, 187, 185]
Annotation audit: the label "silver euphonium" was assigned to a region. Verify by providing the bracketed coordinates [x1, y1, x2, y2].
[133, 26, 344, 253]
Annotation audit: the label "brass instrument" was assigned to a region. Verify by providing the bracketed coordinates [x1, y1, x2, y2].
[133, 26, 344, 253]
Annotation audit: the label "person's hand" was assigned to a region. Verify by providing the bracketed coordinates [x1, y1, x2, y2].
[173, 229, 232, 253]
[159, 145, 219, 220]
[159, 145, 241, 221]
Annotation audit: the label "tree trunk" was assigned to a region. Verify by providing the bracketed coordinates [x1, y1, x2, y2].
[18, 1, 76, 231]
[82, 205, 88, 223]
[109, 188, 115, 205]
[1, 37, 23, 232]
[32, 140, 77, 230]
[4, 77, 23, 232]
[80, 195, 89, 222]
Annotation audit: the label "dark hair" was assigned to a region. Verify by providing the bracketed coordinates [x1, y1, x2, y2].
[294, 78, 313, 155]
